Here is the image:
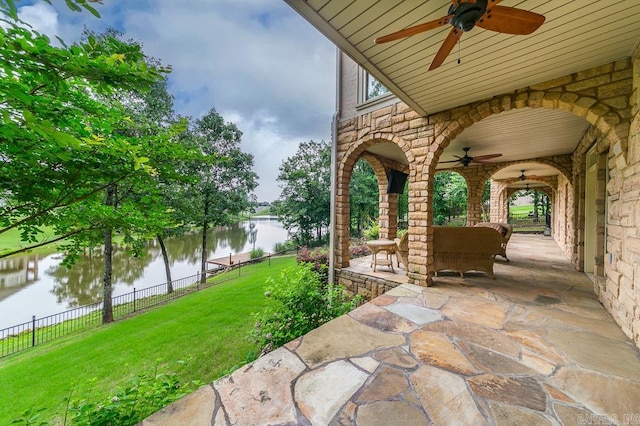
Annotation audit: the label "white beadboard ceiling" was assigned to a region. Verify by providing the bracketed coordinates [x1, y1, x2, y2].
[285, 0, 640, 184]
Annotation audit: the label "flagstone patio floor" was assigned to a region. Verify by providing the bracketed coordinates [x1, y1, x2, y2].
[143, 234, 640, 425]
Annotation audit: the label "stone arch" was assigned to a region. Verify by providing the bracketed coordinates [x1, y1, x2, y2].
[423, 90, 627, 254]
[335, 133, 415, 267]
[339, 132, 416, 173]
[490, 180, 554, 223]
[427, 90, 629, 173]
[477, 158, 571, 194]
[506, 186, 554, 201]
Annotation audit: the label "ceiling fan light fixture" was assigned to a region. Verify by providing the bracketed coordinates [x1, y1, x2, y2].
[449, 0, 487, 32]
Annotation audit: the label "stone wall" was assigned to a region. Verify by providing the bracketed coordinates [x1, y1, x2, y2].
[601, 48, 640, 345]
[335, 269, 399, 301]
[553, 173, 573, 258]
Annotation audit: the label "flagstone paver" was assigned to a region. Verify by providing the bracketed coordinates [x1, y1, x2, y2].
[382, 302, 443, 326]
[411, 364, 488, 426]
[295, 360, 368, 425]
[410, 330, 477, 374]
[143, 235, 640, 425]
[213, 348, 305, 425]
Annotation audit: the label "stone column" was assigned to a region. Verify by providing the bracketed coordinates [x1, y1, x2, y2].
[335, 172, 352, 268]
[377, 189, 395, 240]
[466, 189, 482, 226]
[489, 180, 509, 223]
[387, 192, 399, 239]
[408, 164, 434, 286]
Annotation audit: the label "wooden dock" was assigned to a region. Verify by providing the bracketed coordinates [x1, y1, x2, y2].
[206, 252, 252, 267]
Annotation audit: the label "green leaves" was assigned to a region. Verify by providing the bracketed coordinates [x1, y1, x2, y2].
[65, 361, 196, 425]
[0, 25, 174, 253]
[1, 0, 102, 21]
[434, 171, 468, 224]
[273, 140, 331, 246]
[250, 263, 360, 352]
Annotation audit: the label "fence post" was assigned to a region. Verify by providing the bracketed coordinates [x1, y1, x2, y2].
[133, 288, 136, 313]
[32, 315, 36, 347]
[269, 254, 271, 266]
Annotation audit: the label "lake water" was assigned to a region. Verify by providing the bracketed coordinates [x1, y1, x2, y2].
[0, 217, 288, 330]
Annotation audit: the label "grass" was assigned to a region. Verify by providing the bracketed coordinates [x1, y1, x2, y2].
[509, 204, 535, 215]
[253, 206, 273, 216]
[0, 226, 60, 257]
[0, 255, 296, 425]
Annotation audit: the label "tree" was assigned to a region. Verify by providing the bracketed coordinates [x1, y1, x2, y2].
[0, 24, 170, 257]
[178, 109, 258, 284]
[50, 29, 203, 323]
[0, 19, 205, 322]
[349, 159, 378, 236]
[1, 0, 102, 20]
[433, 171, 467, 225]
[273, 140, 331, 246]
[481, 180, 491, 222]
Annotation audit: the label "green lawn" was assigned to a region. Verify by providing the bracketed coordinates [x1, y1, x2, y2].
[0, 226, 60, 256]
[509, 204, 535, 215]
[0, 256, 295, 425]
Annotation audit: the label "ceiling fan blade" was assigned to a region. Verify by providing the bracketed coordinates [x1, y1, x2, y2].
[375, 14, 454, 44]
[439, 159, 463, 164]
[485, 0, 505, 10]
[471, 153, 503, 162]
[476, 6, 545, 35]
[429, 27, 463, 71]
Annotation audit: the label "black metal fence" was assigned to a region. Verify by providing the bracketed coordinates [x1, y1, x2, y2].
[508, 212, 551, 232]
[0, 254, 285, 358]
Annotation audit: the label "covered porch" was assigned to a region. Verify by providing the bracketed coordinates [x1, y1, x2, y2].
[283, 0, 640, 348]
[144, 234, 640, 425]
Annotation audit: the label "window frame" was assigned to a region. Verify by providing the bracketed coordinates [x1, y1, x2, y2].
[356, 67, 395, 110]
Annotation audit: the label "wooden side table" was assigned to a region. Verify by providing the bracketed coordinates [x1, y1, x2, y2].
[366, 239, 397, 272]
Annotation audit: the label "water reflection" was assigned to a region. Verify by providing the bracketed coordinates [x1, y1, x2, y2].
[0, 255, 40, 301]
[0, 219, 287, 328]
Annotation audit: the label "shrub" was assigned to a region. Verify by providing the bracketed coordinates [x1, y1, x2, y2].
[66, 361, 198, 426]
[12, 361, 199, 426]
[363, 221, 379, 239]
[296, 246, 329, 270]
[349, 243, 371, 258]
[273, 240, 296, 254]
[250, 263, 361, 354]
[250, 248, 265, 259]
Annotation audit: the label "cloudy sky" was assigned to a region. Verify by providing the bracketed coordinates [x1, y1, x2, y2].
[16, 0, 336, 201]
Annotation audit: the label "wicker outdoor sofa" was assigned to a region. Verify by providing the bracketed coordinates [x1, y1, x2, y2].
[432, 226, 503, 278]
[474, 222, 513, 261]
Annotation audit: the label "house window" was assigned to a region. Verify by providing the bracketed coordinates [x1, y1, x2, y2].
[366, 73, 390, 100]
[357, 67, 394, 109]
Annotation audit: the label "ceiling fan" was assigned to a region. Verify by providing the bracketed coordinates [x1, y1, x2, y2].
[518, 170, 543, 181]
[374, 0, 546, 71]
[441, 147, 502, 167]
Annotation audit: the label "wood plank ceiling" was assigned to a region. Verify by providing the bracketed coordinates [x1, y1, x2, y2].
[285, 0, 640, 180]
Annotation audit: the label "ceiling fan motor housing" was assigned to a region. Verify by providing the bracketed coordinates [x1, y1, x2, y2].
[448, 0, 488, 32]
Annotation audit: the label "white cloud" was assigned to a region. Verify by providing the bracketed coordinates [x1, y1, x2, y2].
[16, 2, 60, 39]
[19, 0, 337, 201]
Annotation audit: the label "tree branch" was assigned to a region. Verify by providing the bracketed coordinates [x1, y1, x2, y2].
[0, 225, 100, 259]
